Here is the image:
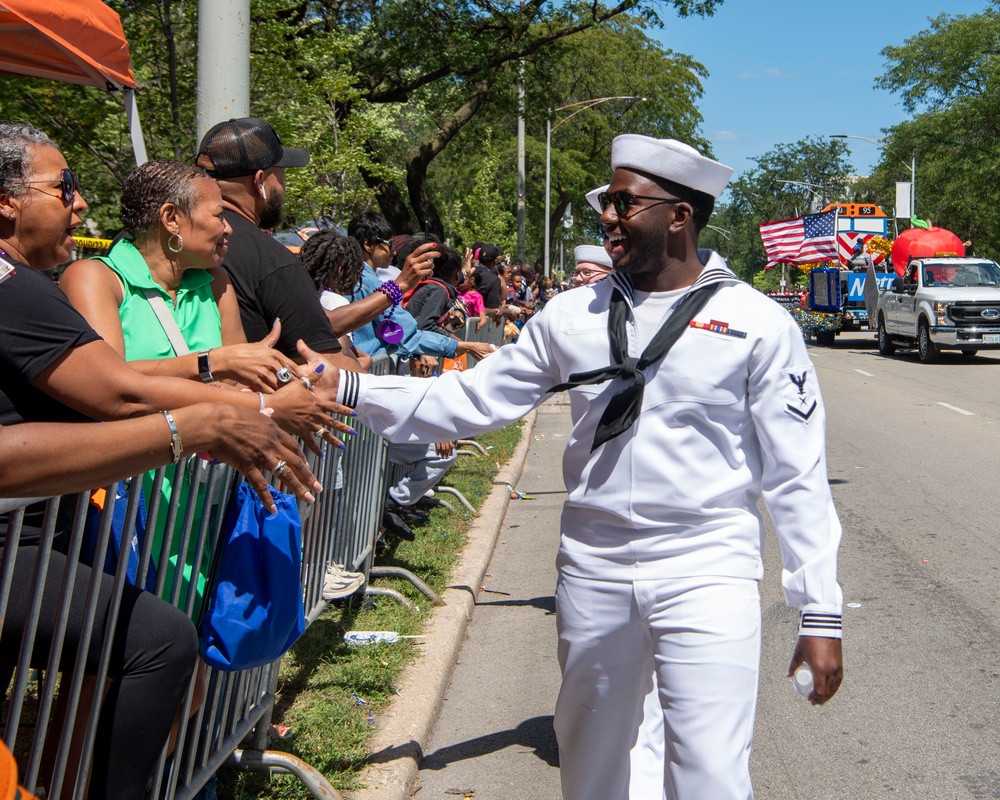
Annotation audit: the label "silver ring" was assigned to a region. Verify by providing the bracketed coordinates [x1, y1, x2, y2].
[300, 376, 313, 390]
[273, 460, 288, 476]
[276, 368, 292, 384]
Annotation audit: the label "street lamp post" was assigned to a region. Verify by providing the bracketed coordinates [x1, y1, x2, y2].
[774, 179, 827, 213]
[705, 224, 732, 262]
[544, 95, 645, 278]
[830, 134, 915, 217]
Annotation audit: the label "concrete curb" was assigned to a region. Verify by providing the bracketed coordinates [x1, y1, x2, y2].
[344, 410, 540, 800]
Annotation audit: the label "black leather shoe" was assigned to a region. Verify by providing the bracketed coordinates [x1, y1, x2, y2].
[385, 498, 428, 524]
[381, 510, 416, 541]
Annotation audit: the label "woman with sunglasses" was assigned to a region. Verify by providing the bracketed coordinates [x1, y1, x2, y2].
[0, 121, 337, 800]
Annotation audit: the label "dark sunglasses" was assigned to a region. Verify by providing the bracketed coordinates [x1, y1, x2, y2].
[20, 169, 80, 203]
[598, 190, 683, 219]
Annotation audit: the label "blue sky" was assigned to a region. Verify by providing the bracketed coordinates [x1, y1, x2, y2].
[656, 1, 990, 179]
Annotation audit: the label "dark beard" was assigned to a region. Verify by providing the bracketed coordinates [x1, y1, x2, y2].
[611, 238, 659, 279]
[258, 193, 283, 230]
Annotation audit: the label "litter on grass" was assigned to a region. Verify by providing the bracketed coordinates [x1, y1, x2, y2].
[344, 631, 425, 646]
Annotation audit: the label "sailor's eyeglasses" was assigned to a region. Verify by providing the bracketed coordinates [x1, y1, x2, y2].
[597, 190, 682, 219]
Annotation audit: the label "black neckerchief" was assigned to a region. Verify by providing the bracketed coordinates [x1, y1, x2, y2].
[549, 278, 721, 451]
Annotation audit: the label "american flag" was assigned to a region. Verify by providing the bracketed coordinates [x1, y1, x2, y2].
[837, 232, 886, 267]
[759, 210, 839, 267]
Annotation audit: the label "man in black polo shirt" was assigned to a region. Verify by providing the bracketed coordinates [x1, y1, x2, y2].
[195, 117, 353, 365]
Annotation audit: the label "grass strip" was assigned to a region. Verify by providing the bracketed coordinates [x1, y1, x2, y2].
[219, 421, 525, 799]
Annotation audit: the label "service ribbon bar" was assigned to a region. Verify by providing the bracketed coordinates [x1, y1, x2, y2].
[689, 319, 747, 339]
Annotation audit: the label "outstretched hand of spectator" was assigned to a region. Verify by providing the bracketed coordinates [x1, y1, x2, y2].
[206, 404, 321, 513]
[211, 319, 299, 392]
[457, 341, 498, 361]
[266, 355, 353, 454]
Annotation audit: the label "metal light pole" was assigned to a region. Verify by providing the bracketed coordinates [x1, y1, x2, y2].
[544, 95, 645, 278]
[831, 134, 915, 217]
[775, 179, 827, 213]
[197, 0, 250, 144]
[517, 73, 526, 261]
[516, 0, 526, 261]
[705, 224, 732, 262]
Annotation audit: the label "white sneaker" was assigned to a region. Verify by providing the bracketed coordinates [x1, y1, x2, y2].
[322, 562, 365, 600]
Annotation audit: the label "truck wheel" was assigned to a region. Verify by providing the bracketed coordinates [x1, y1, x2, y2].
[877, 319, 896, 356]
[917, 321, 940, 363]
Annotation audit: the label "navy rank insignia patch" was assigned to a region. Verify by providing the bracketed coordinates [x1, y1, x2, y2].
[780, 366, 818, 422]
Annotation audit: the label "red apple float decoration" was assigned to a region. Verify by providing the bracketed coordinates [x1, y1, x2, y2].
[890, 219, 964, 276]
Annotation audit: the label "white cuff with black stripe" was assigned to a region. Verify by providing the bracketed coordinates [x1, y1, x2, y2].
[798, 610, 842, 639]
[337, 369, 361, 408]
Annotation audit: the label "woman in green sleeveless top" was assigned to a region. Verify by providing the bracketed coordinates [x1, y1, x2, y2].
[61, 160, 304, 615]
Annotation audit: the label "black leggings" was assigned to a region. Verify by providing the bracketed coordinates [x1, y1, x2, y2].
[1, 546, 198, 799]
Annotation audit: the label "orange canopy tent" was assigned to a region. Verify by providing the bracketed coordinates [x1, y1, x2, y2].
[0, 0, 147, 162]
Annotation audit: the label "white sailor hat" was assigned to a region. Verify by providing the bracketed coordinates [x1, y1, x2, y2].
[574, 244, 612, 269]
[610, 135, 733, 198]
[586, 184, 609, 214]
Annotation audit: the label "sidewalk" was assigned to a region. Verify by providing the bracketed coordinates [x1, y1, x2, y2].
[412, 396, 569, 799]
[345, 396, 568, 800]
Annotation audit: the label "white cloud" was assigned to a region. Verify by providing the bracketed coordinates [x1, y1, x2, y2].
[713, 130, 739, 141]
[738, 67, 793, 79]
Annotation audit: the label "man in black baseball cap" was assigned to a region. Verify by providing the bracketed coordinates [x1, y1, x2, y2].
[196, 118, 353, 365]
[197, 117, 310, 179]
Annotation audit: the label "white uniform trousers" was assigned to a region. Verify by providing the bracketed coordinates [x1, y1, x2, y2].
[553, 573, 761, 800]
[387, 442, 457, 506]
[629, 675, 666, 800]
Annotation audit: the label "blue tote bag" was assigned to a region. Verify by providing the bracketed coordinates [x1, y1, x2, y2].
[81, 479, 157, 592]
[199, 482, 306, 672]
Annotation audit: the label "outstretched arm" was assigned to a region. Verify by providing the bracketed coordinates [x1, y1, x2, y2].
[0, 404, 319, 512]
[316, 308, 559, 443]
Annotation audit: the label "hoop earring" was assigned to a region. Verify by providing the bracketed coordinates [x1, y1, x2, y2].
[167, 233, 184, 253]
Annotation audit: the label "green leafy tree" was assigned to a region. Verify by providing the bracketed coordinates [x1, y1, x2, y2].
[859, 5, 1000, 255]
[443, 130, 517, 251]
[0, 0, 725, 243]
[284, 0, 724, 233]
[429, 18, 710, 263]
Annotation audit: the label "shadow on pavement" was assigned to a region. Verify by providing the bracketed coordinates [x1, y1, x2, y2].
[419, 715, 559, 771]
[474, 595, 556, 614]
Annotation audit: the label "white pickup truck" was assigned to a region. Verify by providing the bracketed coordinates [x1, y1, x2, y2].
[872, 257, 1000, 362]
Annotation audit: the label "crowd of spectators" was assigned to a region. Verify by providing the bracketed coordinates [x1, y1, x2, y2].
[0, 112, 610, 797]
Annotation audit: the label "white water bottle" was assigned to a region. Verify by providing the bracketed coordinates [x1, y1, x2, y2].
[792, 664, 814, 698]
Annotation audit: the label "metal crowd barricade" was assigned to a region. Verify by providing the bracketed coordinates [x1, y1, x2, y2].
[0, 356, 404, 799]
[460, 315, 505, 349]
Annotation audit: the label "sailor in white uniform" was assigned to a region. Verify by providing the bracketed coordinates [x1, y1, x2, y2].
[330, 135, 844, 800]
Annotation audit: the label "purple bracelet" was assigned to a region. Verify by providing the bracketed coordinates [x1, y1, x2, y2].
[375, 280, 403, 306]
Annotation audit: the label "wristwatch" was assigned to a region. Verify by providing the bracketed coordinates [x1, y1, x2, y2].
[197, 350, 214, 383]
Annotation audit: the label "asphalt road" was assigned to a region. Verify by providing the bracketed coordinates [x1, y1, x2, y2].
[754, 331, 1000, 800]
[414, 331, 1000, 800]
